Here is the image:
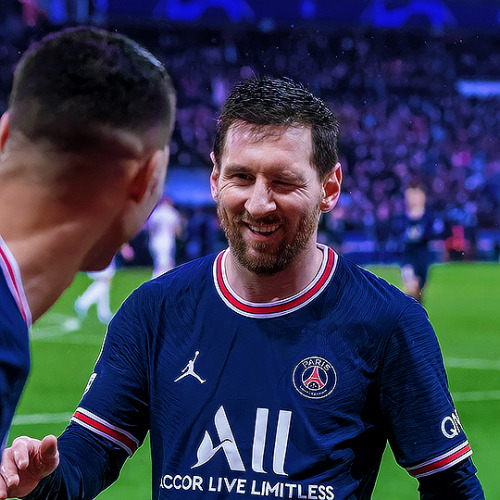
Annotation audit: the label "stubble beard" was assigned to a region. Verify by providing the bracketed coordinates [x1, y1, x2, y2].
[218, 203, 322, 276]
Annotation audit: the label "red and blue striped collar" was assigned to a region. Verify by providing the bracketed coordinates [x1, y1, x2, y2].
[213, 244, 337, 319]
[0, 235, 32, 327]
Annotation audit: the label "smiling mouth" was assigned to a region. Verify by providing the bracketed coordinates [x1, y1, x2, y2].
[247, 223, 280, 235]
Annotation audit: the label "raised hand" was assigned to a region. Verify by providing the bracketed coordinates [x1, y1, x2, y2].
[0, 435, 59, 499]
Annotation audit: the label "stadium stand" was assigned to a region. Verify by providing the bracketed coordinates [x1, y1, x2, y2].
[1, 4, 499, 264]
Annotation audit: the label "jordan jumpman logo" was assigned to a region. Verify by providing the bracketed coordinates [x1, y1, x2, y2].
[174, 351, 206, 384]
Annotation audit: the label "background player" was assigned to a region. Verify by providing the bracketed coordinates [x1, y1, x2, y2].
[0, 78, 483, 499]
[148, 196, 183, 278]
[74, 244, 134, 324]
[74, 260, 116, 325]
[0, 26, 176, 451]
[401, 181, 442, 303]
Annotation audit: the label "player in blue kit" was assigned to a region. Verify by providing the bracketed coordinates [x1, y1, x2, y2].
[0, 78, 483, 499]
[401, 182, 442, 303]
[0, 27, 176, 453]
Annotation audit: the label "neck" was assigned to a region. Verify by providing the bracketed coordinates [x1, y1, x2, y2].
[225, 243, 324, 303]
[408, 206, 425, 219]
[0, 176, 119, 322]
[5, 224, 94, 322]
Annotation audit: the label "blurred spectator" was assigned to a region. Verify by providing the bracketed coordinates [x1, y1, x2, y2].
[445, 224, 467, 261]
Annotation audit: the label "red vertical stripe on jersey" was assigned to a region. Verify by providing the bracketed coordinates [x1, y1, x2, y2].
[0, 239, 30, 325]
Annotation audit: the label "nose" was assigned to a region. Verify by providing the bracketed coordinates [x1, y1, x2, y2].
[244, 178, 276, 218]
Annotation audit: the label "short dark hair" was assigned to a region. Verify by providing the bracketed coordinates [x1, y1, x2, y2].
[8, 26, 176, 152]
[213, 77, 340, 179]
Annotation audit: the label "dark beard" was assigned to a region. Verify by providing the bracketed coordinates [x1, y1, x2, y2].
[218, 204, 321, 276]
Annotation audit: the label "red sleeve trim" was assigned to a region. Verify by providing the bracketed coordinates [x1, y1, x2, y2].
[407, 441, 472, 478]
[72, 407, 139, 456]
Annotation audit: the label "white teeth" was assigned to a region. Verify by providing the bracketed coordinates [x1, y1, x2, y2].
[249, 224, 279, 234]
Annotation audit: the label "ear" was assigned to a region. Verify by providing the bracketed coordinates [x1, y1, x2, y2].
[0, 112, 10, 153]
[320, 162, 342, 213]
[129, 146, 169, 204]
[209, 151, 220, 203]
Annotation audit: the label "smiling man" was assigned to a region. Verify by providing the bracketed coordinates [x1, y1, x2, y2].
[0, 78, 483, 500]
[212, 122, 340, 294]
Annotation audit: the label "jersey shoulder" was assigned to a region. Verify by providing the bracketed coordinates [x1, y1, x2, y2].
[332, 255, 420, 338]
[0, 274, 28, 332]
[141, 253, 216, 294]
[336, 255, 414, 312]
[121, 253, 218, 321]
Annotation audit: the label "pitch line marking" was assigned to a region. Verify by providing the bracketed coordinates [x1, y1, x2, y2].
[32, 313, 81, 338]
[12, 412, 72, 426]
[445, 357, 500, 371]
[452, 391, 500, 402]
[31, 312, 105, 346]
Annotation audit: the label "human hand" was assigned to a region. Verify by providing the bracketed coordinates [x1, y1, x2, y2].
[0, 435, 59, 499]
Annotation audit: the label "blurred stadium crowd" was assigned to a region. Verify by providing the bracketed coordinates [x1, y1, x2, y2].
[1, 1, 499, 265]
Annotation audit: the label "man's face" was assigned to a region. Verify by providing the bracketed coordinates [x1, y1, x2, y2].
[211, 122, 325, 275]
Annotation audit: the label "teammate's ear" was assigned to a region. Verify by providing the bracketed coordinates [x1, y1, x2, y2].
[320, 162, 342, 213]
[210, 152, 220, 202]
[0, 112, 10, 154]
[129, 147, 169, 204]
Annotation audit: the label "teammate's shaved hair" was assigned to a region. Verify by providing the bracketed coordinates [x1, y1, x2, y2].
[8, 26, 176, 153]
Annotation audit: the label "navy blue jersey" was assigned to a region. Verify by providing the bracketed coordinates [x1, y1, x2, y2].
[0, 236, 31, 450]
[402, 212, 440, 286]
[37, 245, 482, 499]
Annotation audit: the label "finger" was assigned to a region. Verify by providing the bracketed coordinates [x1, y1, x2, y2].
[0, 473, 8, 499]
[12, 441, 31, 470]
[40, 435, 59, 466]
[0, 448, 20, 486]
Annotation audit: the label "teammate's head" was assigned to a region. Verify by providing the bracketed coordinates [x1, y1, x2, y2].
[212, 77, 340, 180]
[6, 26, 175, 157]
[1, 26, 177, 271]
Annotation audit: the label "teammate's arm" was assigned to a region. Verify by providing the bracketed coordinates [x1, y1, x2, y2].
[0, 286, 154, 499]
[0, 435, 59, 499]
[0, 425, 129, 499]
[29, 425, 128, 500]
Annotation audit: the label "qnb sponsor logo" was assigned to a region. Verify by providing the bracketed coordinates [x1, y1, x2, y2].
[192, 406, 292, 476]
[441, 410, 463, 439]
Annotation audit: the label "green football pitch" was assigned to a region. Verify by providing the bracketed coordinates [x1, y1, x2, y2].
[12, 262, 500, 499]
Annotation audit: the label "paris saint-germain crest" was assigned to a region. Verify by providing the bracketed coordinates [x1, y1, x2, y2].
[293, 356, 337, 399]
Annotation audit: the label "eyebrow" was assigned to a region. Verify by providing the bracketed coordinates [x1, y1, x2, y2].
[221, 163, 251, 175]
[222, 163, 308, 184]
